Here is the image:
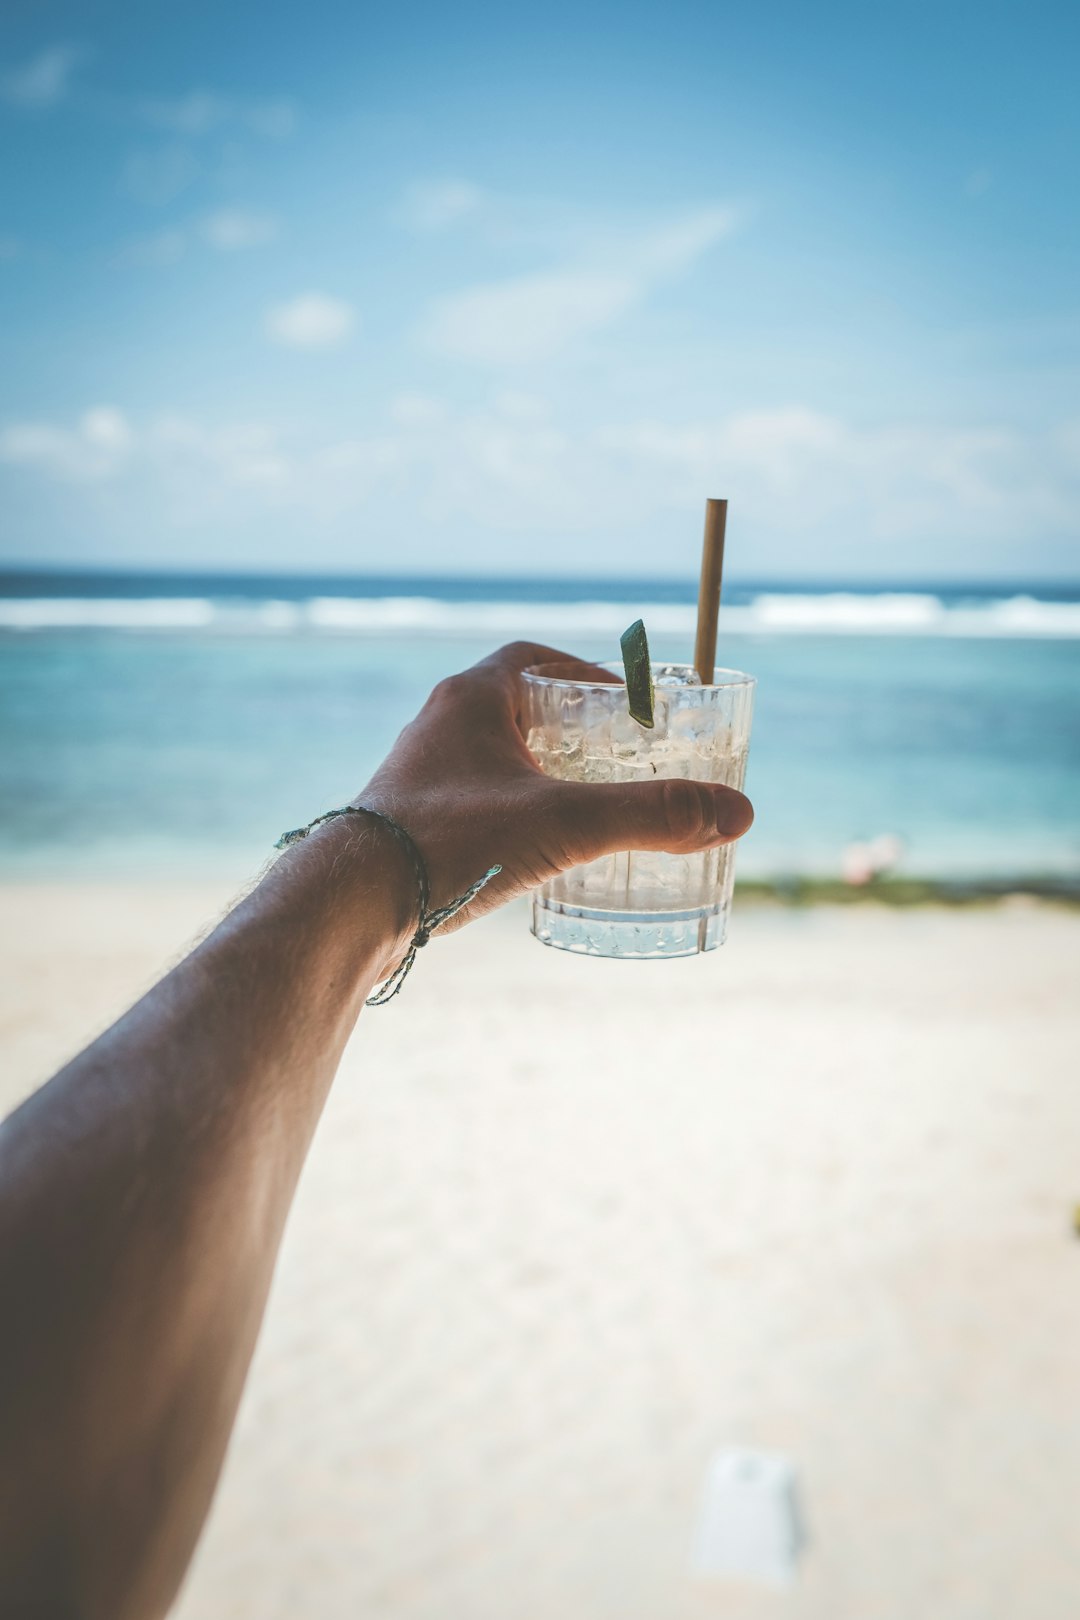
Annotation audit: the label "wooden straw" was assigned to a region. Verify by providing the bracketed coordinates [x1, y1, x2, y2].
[693, 497, 727, 684]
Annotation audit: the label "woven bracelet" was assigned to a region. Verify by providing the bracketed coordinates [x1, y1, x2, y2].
[275, 805, 501, 1005]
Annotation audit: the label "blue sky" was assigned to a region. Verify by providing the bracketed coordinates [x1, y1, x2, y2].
[1, 0, 1077, 579]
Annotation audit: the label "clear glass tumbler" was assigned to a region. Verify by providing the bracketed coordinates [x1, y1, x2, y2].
[522, 660, 755, 959]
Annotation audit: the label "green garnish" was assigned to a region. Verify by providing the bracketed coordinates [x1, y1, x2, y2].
[620, 618, 655, 729]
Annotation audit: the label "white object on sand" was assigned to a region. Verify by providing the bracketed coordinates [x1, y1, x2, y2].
[692, 1447, 804, 1585]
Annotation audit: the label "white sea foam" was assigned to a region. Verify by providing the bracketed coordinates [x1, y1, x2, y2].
[722, 593, 1080, 636]
[0, 597, 219, 630]
[1, 592, 1078, 637]
[744, 592, 946, 631]
[303, 596, 697, 635]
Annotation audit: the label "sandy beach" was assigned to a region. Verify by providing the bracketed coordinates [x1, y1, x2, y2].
[2, 884, 1079, 1619]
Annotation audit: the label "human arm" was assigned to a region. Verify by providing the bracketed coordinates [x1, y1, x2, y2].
[0, 641, 752, 1620]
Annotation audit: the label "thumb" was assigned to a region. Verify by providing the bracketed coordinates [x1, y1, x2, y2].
[551, 777, 754, 863]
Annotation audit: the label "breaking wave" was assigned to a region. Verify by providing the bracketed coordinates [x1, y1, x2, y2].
[1, 591, 1078, 638]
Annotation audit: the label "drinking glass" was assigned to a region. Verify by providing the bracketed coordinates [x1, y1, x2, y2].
[522, 660, 755, 958]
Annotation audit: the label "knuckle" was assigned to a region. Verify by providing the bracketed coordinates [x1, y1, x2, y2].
[429, 671, 473, 706]
[660, 779, 713, 846]
[497, 640, 553, 674]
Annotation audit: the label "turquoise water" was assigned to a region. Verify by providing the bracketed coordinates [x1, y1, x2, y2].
[1, 575, 1078, 882]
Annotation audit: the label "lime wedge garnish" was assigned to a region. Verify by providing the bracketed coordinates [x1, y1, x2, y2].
[620, 618, 655, 729]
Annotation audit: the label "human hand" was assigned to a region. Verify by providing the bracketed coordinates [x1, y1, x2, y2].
[356, 641, 753, 931]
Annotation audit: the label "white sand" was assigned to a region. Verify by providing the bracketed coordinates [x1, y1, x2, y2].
[2, 885, 1079, 1619]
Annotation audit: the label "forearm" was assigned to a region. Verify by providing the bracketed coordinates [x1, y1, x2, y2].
[0, 639, 754, 1620]
[0, 818, 412, 1620]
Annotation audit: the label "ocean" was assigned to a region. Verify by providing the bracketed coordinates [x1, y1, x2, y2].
[2, 571, 1079, 885]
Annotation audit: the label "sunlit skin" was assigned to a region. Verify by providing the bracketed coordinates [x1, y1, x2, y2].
[0, 642, 752, 1620]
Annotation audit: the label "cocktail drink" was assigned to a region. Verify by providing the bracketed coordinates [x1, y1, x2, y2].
[523, 660, 755, 959]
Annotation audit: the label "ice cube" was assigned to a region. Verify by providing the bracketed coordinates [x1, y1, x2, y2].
[654, 664, 703, 687]
[670, 707, 711, 741]
[609, 706, 649, 759]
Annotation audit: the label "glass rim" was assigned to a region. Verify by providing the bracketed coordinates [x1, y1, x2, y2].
[522, 659, 756, 693]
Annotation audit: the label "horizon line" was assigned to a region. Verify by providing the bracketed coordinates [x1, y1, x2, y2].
[2, 563, 1080, 593]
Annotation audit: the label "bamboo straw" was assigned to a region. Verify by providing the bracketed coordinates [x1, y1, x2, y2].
[693, 498, 727, 684]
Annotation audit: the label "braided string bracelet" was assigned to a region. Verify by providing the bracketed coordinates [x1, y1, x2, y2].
[275, 805, 501, 1005]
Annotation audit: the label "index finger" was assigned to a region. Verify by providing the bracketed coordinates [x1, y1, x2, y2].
[471, 641, 622, 685]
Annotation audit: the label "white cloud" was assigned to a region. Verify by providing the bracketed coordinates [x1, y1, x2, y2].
[6, 399, 1076, 578]
[417, 203, 739, 365]
[149, 417, 289, 485]
[395, 180, 736, 263]
[138, 92, 296, 139]
[0, 425, 74, 468]
[632, 205, 739, 274]
[199, 209, 279, 250]
[287, 402, 1080, 564]
[421, 271, 638, 365]
[595, 409, 1079, 545]
[598, 409, 849, 495]
[398, 179, 486, 231]
[81, 407, 132, 453]
[2, 44, 83, 109]
[389, 393, 448, 427]
[125, 209, 279, 264]
[124, 144, 200, 207]
[138, 91, 228, 136]
[493, 390, 550, 423]
[121, 96, 295, 208]
[1057, 419, 1080, 463]
[333, 404, 1078, 553]
[265, 292, 356, 349]
[0, 407, 133, 480]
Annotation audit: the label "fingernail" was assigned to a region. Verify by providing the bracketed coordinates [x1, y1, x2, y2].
[715, 788, 754, 837]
